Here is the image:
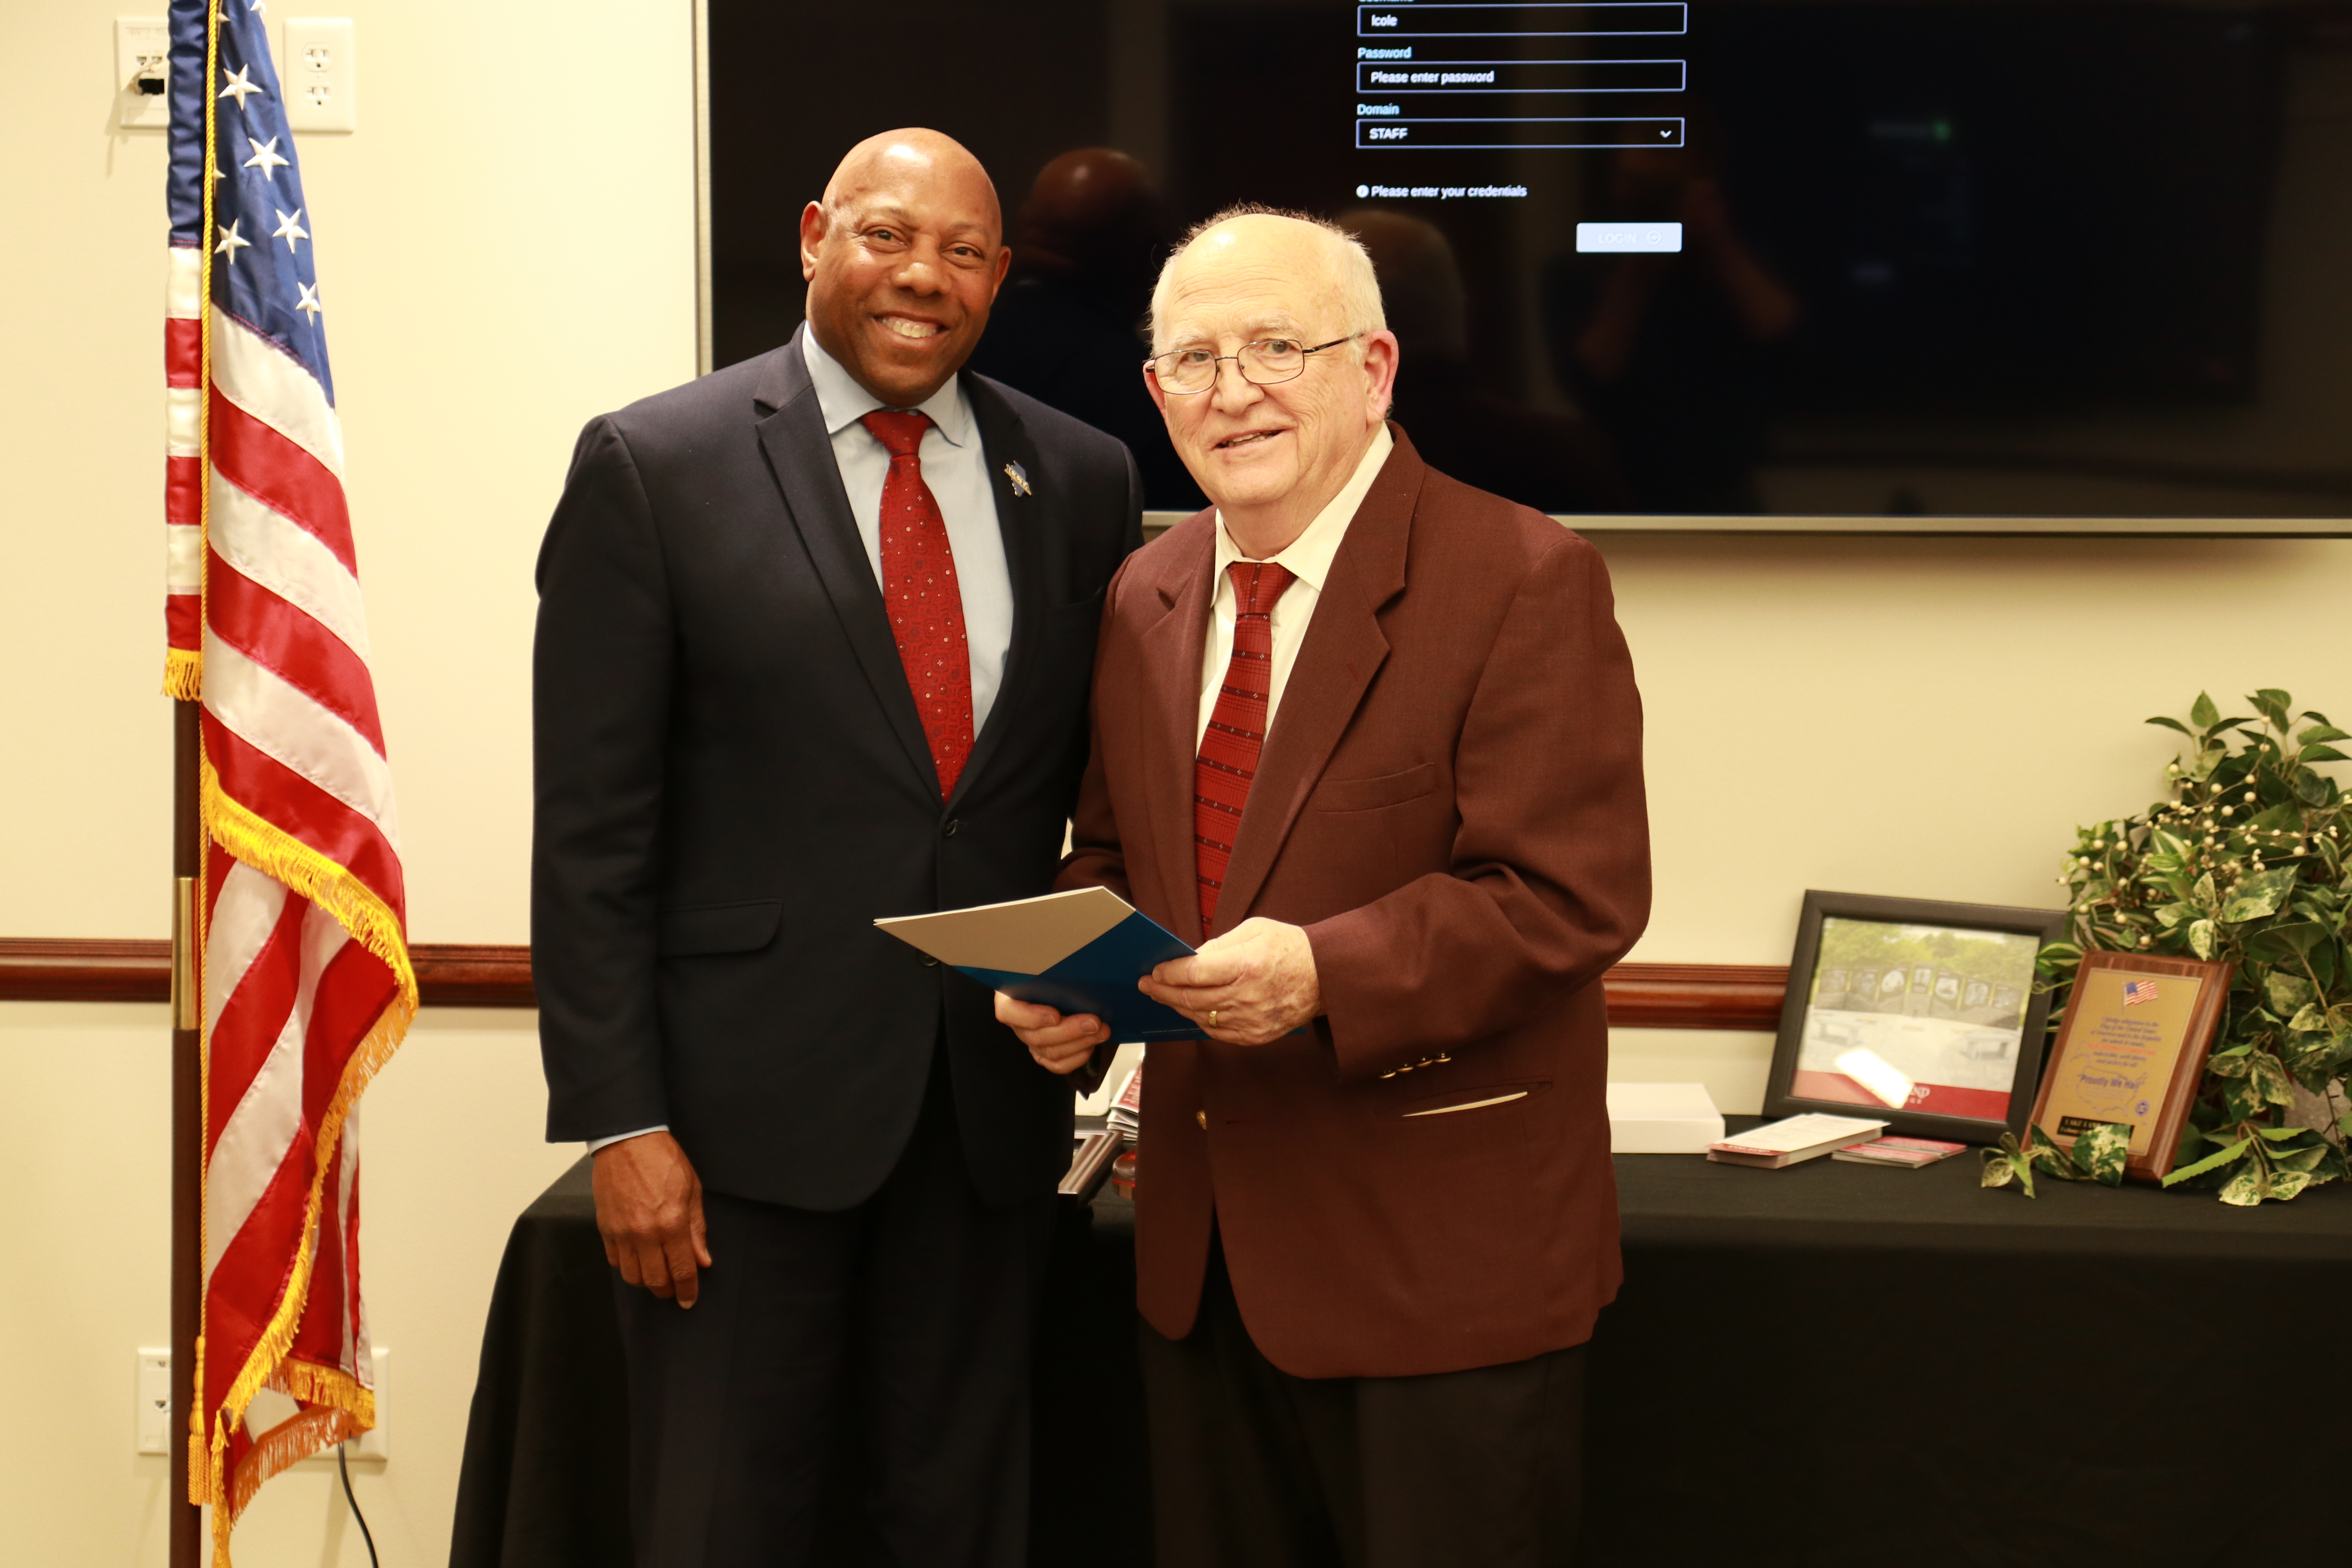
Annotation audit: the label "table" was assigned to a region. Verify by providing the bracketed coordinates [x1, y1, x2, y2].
[451, 1131, 2352, 1566]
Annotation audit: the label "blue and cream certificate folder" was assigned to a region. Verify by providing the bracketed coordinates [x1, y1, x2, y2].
[875, 887, 1203, 1042]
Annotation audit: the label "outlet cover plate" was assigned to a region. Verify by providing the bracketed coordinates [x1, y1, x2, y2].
[280, 18, 356, 133]
[116, 17, 171, 131]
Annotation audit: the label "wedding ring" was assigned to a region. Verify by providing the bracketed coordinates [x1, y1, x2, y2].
[1209, 1009, 1220, 1029]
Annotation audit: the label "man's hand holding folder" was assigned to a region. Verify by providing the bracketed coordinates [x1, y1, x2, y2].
[875, 888, 1323, 1075]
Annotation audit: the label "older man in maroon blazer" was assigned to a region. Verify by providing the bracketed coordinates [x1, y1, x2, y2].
[1001, 203, 1650, 1568]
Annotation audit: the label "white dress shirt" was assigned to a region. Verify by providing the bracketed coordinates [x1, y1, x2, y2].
[1196, 425, 1394, 750]
[587, 332, 1017, 1156]
[800, 328, 1016, 734]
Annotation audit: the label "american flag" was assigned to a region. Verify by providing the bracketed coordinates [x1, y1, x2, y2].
[165, 1, 413, 1555]
[2122, 979, 2160, 1007]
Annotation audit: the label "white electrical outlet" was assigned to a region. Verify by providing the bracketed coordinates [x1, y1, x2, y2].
[136, 1348, 174, 1455]
[115, 17, 171, 131]
[279, 18, 357, 134]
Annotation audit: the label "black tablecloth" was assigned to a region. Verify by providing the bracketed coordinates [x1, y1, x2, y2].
[451, 1133, 2352, 1567]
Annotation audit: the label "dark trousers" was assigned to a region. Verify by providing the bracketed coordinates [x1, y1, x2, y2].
[1140, 1235, 1587, 1568]
[614, 1051, 1056, 1568]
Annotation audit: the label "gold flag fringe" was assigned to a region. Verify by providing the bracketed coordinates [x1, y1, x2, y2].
[201, 982, 410, 1564]
[163, 647, 203, 701]
[193, 759, 415, 1552]
[199, 755, 419, 1003]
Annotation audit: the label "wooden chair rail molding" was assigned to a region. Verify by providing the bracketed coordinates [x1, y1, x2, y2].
[0, 939, 1789, 1031]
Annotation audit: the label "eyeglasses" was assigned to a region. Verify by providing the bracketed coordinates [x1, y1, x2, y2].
[1144, 335, 1358, 395]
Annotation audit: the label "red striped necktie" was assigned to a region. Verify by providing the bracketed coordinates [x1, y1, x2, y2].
[1195, 559, 1296, 935]
[861, 410, 974, 800]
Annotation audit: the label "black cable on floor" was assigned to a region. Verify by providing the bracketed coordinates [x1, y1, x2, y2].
[338, 1442, 381, 1568]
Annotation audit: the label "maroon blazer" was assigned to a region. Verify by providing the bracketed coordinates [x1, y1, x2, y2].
[1060, 428, 1651, 1379]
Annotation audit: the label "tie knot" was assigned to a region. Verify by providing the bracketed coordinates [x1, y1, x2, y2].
[861, 409, 932, 459]
[1227, 559, 1296, 617]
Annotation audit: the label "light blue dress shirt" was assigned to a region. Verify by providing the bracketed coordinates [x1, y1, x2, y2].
[800, 328, 1016, 735]
[584, 332, 1018, 1156]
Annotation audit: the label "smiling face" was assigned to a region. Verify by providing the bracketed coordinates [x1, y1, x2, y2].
[800, 130, 1010, 408]
[1146, 216, 1398, 548]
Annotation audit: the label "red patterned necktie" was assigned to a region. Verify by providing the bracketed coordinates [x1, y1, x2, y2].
[1195, 559, 1296, 935]
[861, 410, 974, 800]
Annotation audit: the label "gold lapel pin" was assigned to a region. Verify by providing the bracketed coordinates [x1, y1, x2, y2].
[1003, 461, 1033, 497]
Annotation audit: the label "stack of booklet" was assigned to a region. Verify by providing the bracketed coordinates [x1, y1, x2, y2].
[1832, 1135, 1969, 1168]
[1706, 1113, 1887, 1169]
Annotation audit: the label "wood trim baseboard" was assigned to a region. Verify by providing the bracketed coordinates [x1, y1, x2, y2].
[0, 939, 1787, 1031]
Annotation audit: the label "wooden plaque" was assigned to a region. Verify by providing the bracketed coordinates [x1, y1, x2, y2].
[2029, 950, 2232, 1182]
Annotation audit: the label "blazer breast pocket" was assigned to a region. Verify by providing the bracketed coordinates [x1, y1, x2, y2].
[656, 899, 784, 957]
[1310, 761, 1439, 814]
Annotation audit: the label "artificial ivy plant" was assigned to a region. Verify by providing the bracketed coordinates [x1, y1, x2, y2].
[2015, 690, 2350, 1205]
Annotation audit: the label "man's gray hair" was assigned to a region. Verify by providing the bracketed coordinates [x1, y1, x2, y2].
[1147, 203, 1387, 353]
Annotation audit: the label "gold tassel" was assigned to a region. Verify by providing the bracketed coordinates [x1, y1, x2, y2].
[162, 648, 203, 701]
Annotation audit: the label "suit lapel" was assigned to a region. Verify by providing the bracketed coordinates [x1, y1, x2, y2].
[952, 376, 1045, 812]
[1138, 521, 1218, 947]
[1213, 432, 1425, 931]
[751, 328, 940, 797]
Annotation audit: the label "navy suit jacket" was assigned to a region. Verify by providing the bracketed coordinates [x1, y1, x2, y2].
[532, 325, 1143, 1209]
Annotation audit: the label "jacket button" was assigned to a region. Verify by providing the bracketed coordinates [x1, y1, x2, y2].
[942, 818, 960, 837]
[1196, 1110, 1207, 1129]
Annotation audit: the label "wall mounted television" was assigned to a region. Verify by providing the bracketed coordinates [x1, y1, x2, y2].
[706, 0, 2352, 531]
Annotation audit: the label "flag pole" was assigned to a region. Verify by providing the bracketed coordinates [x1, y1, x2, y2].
[170, 695, 202, 1568]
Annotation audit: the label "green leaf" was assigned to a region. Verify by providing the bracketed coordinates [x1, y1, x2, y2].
[2267, 1171, 2316, 1203]
[2294, 769, 2330, 806]
[2219, 1162, 2266, 1206]
[2244, 922, 2327, 962]
[2192, 691, 2221, 730]
[2189, 918, 2216, 960]
[2296, 724, 2350, 745]
[2301, 745, 2349, 763]
[2163, 1135, 2252, 1186]
[2265, 971, 2317, 1016]
[2249, 1051, 2296, 1107]
[2251, 689, 2293, 729]
[2223, 868, 2297, 923]
[2070, 1122, 2131, 1186]
[2146, 715, 2196, 737]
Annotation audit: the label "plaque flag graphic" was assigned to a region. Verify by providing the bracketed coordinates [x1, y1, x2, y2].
[165, 1, 414, 1557]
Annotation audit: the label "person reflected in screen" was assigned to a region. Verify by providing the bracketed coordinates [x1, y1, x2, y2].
[1546, 109, 1800, 513]
[1341, 207, 1631, 513]
[970, 147, 1205, 512]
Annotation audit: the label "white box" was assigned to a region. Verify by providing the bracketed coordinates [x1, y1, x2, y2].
[1607, 1082, 1724, 1153]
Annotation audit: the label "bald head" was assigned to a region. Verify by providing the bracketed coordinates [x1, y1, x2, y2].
[1148, 207, 1385, 356]
[820, 129, 1002, 246]
[799, 128, 1010, 408]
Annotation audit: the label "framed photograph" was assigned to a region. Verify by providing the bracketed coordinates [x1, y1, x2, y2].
[1763, 891, 2069, 1143]
[2027, 950, 2232, 1182]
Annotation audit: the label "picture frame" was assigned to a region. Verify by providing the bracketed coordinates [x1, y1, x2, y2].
[2027, 949, 2232, 1182]
[1763, 891, 2070, 1143]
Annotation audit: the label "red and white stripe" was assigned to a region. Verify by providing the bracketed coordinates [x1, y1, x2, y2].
[171, 252, 412, 1543]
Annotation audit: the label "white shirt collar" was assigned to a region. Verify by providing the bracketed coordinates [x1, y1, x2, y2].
[1211, 423, 1395, 593]
[799, 325, 976, 449]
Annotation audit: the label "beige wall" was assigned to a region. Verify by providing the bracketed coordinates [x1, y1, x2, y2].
[1, 0, 690, 1561]
[3, 1, 2347, 1563]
